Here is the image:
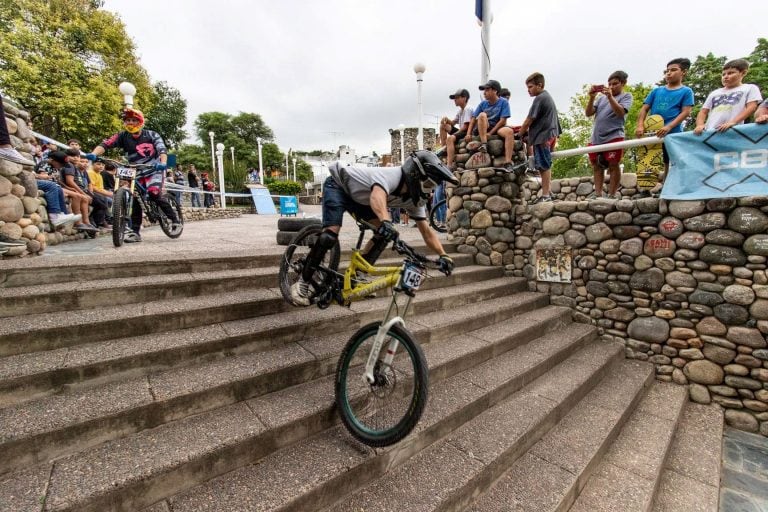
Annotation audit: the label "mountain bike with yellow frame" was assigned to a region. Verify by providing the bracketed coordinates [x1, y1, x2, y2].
[278, 220, 451, 446]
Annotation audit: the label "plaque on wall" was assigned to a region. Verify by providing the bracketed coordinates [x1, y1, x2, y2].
[535, 247, 572, 283]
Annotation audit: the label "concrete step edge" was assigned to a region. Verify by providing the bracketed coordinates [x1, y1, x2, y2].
[1, 322, 598, 512]
[321, 338, 627, 512]
[565, 381, 688, 512]
[0, 277, 531, 402]
[0, 302, 567, 476]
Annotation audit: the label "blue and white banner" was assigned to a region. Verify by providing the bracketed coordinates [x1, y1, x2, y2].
[662, 123, 768, 200]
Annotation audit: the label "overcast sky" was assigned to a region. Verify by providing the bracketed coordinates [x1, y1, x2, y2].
[104, 0, 767, 156]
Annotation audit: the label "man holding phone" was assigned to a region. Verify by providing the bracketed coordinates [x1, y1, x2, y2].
[585, 71, 633, 200]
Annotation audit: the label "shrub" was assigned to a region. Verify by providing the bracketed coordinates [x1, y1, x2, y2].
[267, 181, 302, 196]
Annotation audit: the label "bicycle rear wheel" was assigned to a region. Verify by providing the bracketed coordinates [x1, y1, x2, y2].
[159, 193, 184, 238]
[278, 224, 341, 305]
[111, 188, 130, 247]
[429, 199, 447, 233]
[335, 321, 428, 447]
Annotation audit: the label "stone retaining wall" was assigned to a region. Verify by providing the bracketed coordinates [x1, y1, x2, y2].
[447, 165, 768, 435]
[0, 97, 47, 258]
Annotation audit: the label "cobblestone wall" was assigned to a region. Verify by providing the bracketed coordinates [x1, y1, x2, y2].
[445, 135, 768, 436]
[0, 97, 47, 258]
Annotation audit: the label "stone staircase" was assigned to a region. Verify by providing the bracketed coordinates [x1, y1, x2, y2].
[0, 245, 722, 511]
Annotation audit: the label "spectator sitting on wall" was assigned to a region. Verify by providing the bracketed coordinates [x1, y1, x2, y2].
[47, 151, 96, 231]
[88, 159, 113, 225]
[76, 155, 109, 228]
[465, 79, 519, 173]
[34, 159, 80, 228]
[441, 88, 474, 171]
[101, 160, 117, 192]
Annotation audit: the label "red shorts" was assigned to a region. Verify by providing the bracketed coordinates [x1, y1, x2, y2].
[588, 137, 624, 165]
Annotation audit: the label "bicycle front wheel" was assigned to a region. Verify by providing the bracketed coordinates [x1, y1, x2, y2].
[429, 199, 447, 233]
[159, 193, 184, 239]
[111, 188, 130, 247]
[335, 322, 428, 447]
[278, 224, 340, 305]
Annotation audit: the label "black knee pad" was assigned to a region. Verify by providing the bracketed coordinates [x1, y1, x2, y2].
[303, 230, 338, 280]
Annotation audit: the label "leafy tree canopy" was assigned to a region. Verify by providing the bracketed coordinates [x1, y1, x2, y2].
[0, 0, 153, 147]
[144, 81, 187, 149]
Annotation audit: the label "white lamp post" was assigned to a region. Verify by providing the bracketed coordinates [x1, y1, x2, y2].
[216, 142, 226, 209]
[230, 146, 235, 171]
[285, 151, 289, 181]
[397, 123, 405, 165]
[256, 137, 264, 185]
[118, 82, 136, 108]
[413, 62, 426, 150]
[208, 131, 216, 180]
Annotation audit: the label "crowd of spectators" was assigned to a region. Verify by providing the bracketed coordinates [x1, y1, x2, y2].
[437, 57, 767, 204]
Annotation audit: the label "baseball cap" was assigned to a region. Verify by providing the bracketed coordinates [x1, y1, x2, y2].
[449, 88, 470, 100]
[479, 80, 501, 93]
[47, 151, 68, 164]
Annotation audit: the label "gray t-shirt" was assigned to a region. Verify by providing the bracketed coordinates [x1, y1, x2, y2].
[590, 92, 633, 144]
[328, 162, 427, 218]
[527, 90, 560, 145]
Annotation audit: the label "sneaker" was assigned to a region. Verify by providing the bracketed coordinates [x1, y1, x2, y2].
[434, 145, 447, 158]
[0, 233, 26, 247]
[289, 277, 313, 307]
[74, 222, 97, 232]
[49, 213, 79, 227]
[586, 192, 603, 200]
[124, 231, 142, 243]
[532, 195, 553, 204]
[503, 161, 528, 176]
[478, 143, 488, 153]
[0, 146, 35, 166]
[609, 192, 622, 200]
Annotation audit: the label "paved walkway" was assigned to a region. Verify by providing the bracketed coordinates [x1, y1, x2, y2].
[2, 205, 441, 267]
[721, 427, 768, 512]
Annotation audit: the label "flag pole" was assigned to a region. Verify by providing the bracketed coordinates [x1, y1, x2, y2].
[480, 0, 491, 83]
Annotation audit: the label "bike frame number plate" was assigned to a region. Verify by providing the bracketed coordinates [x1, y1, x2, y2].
[117, 167, 134, 179]
[401, 263, 425, 291]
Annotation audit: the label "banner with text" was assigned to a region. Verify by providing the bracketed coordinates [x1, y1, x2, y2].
[661, 123, 768, 200]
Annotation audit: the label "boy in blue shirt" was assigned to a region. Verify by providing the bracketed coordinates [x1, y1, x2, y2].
[635, 58, 694, 192]
[464, 80, 518, 170]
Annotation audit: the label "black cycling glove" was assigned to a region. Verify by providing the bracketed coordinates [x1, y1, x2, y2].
[438, 254, 454, 275]
[376, 220, 399, 242]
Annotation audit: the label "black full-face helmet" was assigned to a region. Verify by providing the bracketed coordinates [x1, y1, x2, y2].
[401, 150, 459, 206]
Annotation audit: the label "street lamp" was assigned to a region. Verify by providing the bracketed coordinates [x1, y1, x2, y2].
[208, 131, 215, 180]
[230, 146, 235, 171]
[413, 62, 426, 150]
[397, 123, 405, 165]
[216, 142, 226, 209]
[256, 137, 264, 185]
[293, 159, 297, 182]
[118, 82, 136, 108]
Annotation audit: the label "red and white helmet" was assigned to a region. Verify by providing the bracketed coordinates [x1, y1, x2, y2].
[121, 108, 145, 134]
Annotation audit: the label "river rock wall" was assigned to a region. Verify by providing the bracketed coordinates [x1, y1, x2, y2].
[0, 97, 47, 258]
[447, 169, 768, 435]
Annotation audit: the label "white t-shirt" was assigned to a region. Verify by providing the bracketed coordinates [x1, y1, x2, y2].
[454, 105, 474, 128]
[703, 83, 763, 130]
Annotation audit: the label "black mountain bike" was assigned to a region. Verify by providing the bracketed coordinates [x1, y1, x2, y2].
[100, 158, 184, 247]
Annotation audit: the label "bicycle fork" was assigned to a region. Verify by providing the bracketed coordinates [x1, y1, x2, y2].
[363, 294, 413, 385]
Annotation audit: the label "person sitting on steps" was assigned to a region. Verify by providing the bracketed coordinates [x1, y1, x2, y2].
[289, 150, 459, 307]
[86, 108, 180, 243]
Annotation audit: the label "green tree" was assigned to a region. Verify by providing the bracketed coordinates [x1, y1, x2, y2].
[686, 52, 727, 123]
[747, 38, 768, 97]
[145, 81, 187, 149]
[0, 0, 153, 146]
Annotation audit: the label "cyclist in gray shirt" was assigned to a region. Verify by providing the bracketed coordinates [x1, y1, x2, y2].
[290, 150, 458, 306]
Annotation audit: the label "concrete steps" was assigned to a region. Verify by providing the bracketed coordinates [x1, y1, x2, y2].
[0, 243, 693, 512]
[0, 312, 597, 511]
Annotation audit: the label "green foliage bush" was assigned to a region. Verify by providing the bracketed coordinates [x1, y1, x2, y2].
[267, 181, 302, 196]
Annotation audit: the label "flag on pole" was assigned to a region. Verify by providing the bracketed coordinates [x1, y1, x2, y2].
[475, 0, 483, 24]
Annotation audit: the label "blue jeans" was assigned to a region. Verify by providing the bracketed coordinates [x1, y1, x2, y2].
[36, 179, 66, 214]
[432, 182, 446, 223]
[191, 190, 201, 207]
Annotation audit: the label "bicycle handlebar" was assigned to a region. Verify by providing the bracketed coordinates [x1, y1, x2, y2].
[96, 157, 155, 170]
